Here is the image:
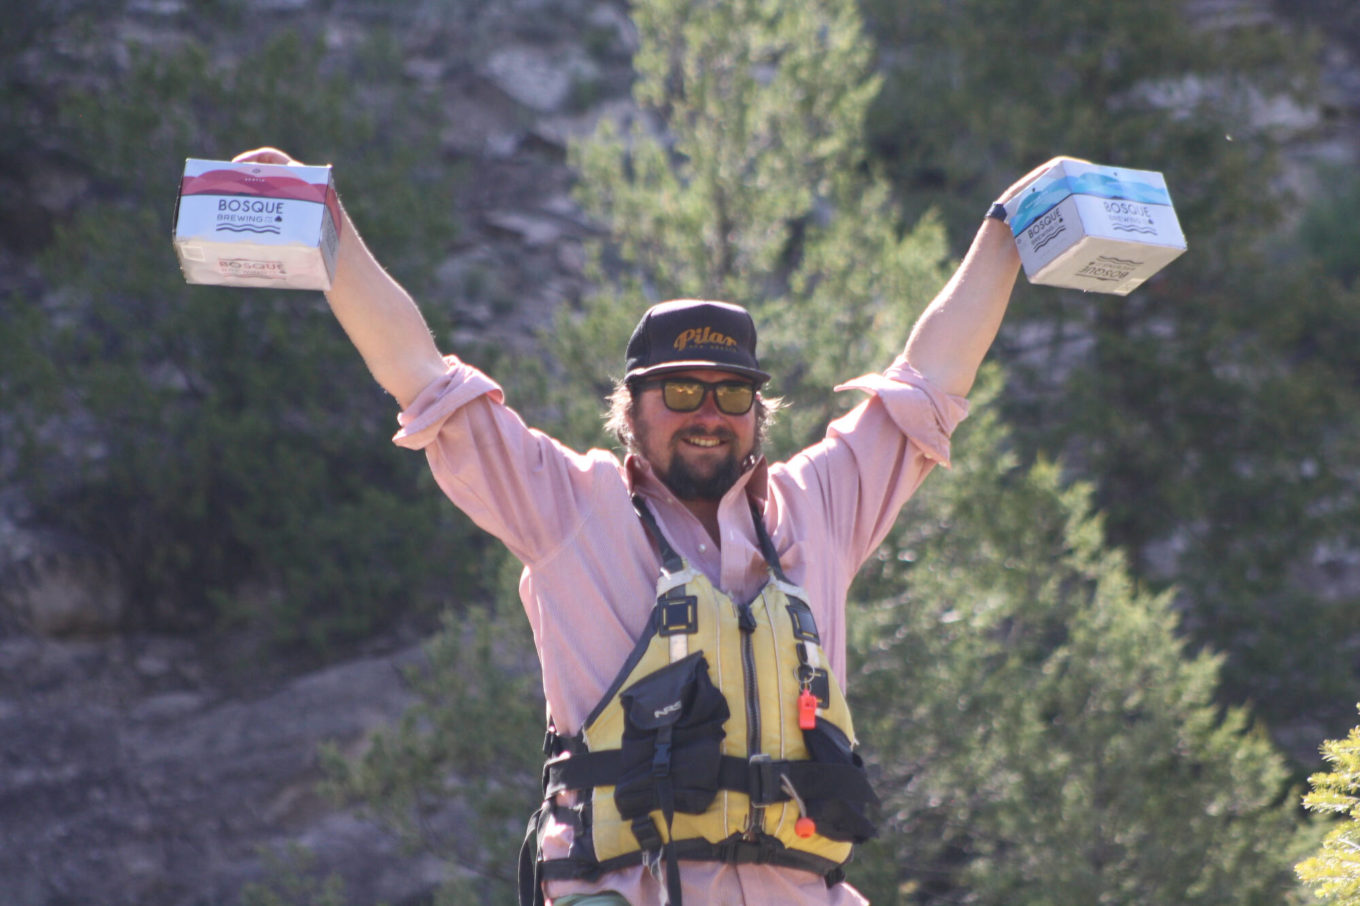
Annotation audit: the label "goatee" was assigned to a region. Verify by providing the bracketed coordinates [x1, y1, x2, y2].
[641, 424, 757, 502]
[659, 452, 745, 502]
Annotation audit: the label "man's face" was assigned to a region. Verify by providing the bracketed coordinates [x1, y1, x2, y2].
[631, 368, 759, 502]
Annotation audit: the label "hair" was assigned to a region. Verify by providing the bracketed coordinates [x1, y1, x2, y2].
[604, 377, 785, 458]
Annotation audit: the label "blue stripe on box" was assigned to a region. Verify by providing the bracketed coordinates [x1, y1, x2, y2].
[1011, 172, 1172, 235]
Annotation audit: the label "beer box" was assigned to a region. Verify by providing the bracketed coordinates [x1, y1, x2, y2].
[1002, 161, 1187, 296]
[172, 158, 341, 290]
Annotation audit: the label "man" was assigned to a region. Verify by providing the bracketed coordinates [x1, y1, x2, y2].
[233, 147, 1066, 906]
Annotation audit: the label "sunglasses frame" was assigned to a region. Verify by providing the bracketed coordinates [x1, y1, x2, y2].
[636, 377, 760, 415]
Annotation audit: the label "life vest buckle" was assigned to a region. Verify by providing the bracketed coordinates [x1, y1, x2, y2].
[651, 737, 673, 779]
[747, 753, 781, 806]
[712, 832, 782, 865]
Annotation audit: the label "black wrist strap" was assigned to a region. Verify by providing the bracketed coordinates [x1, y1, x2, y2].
[985, 201, 1009, 223]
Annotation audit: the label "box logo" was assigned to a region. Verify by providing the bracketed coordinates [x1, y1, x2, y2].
[217, 258, 287, 279]
[1103, 199, 1157, 237]
[216, 198, 285, 235]
[1027, 208, 1067, 253]
[1076, 256, 1142, 283]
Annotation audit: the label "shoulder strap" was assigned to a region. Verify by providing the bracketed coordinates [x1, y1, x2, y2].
[635, 493, 787, 583]
[748, 499, 790, 583]
[632, 495, 684, 573]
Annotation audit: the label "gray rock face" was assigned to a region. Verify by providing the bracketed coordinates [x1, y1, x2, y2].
[0, 634, 429, 906]
[482, 44, 601, 113]
[1, 535, 127, 638]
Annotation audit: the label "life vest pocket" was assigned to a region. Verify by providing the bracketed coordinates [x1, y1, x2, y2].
[614, 651, 731, 819]
[800, 719, 879, 844]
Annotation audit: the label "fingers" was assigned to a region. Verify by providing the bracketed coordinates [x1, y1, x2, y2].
[231, 147, 300, 166]
[1040, 154, 1089, 167]
[997, 155, 1090, 203]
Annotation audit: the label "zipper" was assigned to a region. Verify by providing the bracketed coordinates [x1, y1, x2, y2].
[736, 598, 762, 839]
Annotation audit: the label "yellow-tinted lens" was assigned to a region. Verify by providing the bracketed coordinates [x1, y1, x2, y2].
[657, 379, 755, 414]
[712, 383, 755, 415]
[661, 381, 705, 411]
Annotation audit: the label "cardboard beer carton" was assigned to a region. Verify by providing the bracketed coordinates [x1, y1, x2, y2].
[172, 158, 341, 291]
[1002, 161, 1187, 296]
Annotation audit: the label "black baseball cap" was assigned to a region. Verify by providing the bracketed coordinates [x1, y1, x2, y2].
[624, 300, 770, 384]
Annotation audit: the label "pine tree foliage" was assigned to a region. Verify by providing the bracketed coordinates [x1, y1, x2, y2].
[859, 0, 1360, 734]
[851, 376, 1303, 905]
[1298, 710, 1360, 904]
[543, 0, 948, 452]
[1, 28, 483, 648]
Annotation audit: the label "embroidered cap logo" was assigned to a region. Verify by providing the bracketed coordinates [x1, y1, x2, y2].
[673, 326, 737, 352]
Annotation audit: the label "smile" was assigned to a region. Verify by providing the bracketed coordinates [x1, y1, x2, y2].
[683, 437, 723, 448]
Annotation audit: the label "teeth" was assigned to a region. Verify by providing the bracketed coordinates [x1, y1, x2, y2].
[686, 437, 721, 447]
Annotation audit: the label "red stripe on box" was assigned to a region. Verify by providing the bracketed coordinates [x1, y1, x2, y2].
[181, 169, 329, 204]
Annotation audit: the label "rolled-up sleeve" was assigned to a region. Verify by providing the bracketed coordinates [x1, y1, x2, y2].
[390, 355, 612, 566]
[393, 356, 504, 450]
[774, 356, 969, 573]
[833, 355, 969, 468]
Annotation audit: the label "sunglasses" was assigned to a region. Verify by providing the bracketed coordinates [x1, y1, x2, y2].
[638, 377, 759, 415]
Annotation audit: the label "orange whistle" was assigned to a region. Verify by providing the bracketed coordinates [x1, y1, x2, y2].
[795, 816, 816, 838]
[798, 689, 818, 730]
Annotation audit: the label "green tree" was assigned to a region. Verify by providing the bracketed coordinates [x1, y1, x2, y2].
[859, 0, 1360, 741]
[540, 0, 944, 450]
[850, 377, 1305, 906]
[1299, 708, 1360, 904]
[1, 28, 487, 648]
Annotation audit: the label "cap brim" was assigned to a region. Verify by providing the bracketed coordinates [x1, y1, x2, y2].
[626, 360, 771, 384]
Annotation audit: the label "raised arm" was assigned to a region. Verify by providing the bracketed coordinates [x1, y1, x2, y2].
[233, 147, 448, 408]
[904, 157, 1075, 397]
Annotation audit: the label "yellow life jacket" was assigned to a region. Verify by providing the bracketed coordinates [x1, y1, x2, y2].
[518, 496, 877, 906]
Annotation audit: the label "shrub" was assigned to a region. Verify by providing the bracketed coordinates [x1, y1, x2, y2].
[4, 28, 486, 649]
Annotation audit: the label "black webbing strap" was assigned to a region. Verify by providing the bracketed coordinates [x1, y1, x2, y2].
[517, 802, 549, 906]
[539, 850, 643, 882]
[544, 749, 621, 797]
[632, 495, 684, 573]
[748, 499, 790, 583]
[537, 835, 845, 893]
[715, 755, 876, 806]
[667, 833, 844, 878]
[654, 724, 683, 906]
[546, 752, 874, 810]
[635, 494, 788, 584]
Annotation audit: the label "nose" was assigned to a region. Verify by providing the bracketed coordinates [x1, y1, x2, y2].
[687, 390, 731, 423]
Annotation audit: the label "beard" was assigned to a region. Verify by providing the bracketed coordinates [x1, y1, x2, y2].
[660, 448, 745, 501]
[639, 424, 754, 502]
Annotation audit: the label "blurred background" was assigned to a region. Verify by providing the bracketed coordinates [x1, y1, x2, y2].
[3, 0, 1360, 904]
